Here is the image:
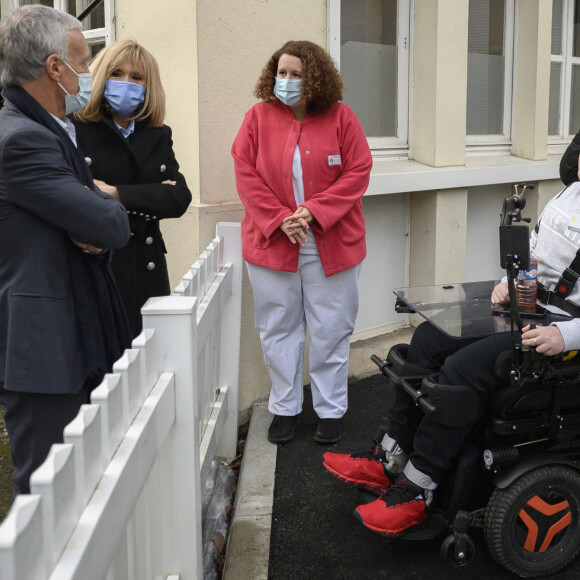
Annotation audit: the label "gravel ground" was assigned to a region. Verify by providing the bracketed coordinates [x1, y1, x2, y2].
[0, 407, 13, 521]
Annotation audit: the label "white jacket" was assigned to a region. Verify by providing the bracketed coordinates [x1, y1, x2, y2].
[532, 181, 580, 350]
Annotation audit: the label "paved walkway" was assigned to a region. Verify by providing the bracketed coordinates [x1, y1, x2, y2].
[222, 329, 412, 579]
[224, 332, 580, 579]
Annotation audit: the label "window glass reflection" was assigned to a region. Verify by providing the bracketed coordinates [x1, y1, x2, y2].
[467, 0, 506, 136]
[340, 0, 398, 137]
[549, 62, 562, 135]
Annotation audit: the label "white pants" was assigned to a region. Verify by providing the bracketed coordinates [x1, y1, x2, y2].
[247, 254, 362, 419]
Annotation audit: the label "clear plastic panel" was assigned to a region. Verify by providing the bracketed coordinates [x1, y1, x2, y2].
[393, 281, 553, 339]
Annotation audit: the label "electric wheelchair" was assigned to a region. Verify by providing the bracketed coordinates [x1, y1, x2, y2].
[368, 187, 580, 577]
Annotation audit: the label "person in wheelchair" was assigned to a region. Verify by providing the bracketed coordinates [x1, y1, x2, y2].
[323, 180, 580, 538]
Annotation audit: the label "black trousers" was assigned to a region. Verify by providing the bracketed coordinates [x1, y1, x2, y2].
[0, 382, 91, 496]
[387, 322, 514, 482]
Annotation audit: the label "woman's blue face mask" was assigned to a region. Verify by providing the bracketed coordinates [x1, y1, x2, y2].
[104, 80, 146, 116]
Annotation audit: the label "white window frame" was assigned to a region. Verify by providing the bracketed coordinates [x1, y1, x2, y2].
[548, 0, 578, 150]
[327, 0, 412, 159]
[465, 0, 515, 155]
[11, 0, 115, 47]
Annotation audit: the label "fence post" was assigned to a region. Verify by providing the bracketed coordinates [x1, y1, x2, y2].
[0, 495, 46, 579]
[215, 222, 243, 461]
[141, 295, 203, 579]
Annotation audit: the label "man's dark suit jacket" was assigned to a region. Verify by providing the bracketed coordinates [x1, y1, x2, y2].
[0, 100, 130, 394]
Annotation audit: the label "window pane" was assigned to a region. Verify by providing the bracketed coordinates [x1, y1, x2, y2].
[88, 41, 105, 63]
[570, 65, 580, 134]
[467, 0, 505, 135]
[575, 0, 580, 57]
[70, 0, 105, 30]
[552, 0, 563, 55]
[19, 0, 53, 6]
[340, 0, 398, 137]
[549, 62, 561, 135]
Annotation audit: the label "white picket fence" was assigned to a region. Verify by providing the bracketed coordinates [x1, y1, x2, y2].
[0, 222, 243, 580]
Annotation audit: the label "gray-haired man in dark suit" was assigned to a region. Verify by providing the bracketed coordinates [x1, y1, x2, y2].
[0, 5, 131, 495]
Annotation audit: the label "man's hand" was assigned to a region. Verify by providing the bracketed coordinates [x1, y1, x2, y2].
[491, 282, 510, 305]
[521, 324, 565, 356]
[93, 179, 121, 201]
[70, 238, 103, 254]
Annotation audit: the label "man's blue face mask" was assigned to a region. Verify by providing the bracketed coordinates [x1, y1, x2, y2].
[57, 60, 92, 115]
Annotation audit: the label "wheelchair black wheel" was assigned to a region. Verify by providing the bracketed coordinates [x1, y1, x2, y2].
[484, 464, 580, 578]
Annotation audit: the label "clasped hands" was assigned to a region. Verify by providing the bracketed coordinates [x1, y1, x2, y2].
[280, 206, 313, 246]
[491, 281, 565, 356]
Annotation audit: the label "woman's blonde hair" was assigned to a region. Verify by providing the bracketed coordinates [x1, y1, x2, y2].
[76, 39, 165, 126]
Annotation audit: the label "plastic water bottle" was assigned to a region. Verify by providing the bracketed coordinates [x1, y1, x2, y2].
[516, 258, 538, 312]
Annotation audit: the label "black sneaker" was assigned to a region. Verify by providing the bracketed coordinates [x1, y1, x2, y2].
[313, 418, 342, 444]
[268, 415, 297, 443]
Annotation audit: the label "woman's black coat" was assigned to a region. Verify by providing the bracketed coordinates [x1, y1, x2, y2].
[72, 116, 192, 337]
[560, 129, 580, 186]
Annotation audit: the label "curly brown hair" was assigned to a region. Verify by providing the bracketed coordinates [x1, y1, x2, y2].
[254, 41, 343, 115]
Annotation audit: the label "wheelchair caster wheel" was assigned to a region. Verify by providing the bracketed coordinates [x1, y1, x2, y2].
[440, 534, 475, 567]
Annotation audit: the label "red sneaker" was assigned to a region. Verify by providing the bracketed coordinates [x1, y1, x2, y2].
[354, 476, 430, 536]
[323, 442, 393, 493]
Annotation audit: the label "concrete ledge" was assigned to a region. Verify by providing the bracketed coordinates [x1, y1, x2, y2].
[368, 154, 561, 196]
[223, 400, 275, 580]
[349, 326, 414, 380]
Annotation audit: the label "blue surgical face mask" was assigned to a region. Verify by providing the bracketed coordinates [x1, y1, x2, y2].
[104, 80, 147, 116]
[274, 78, 302, 107]
[58, 60, 92, 115]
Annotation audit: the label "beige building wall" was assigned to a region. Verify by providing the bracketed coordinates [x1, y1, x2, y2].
[116, 0, 200, 287]
[512, 0, 552, 160]
[410, 0, 470, 288]
[412, 0, 468, 168]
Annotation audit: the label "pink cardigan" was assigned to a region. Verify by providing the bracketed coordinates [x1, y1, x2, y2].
[232, 99, 372, 276]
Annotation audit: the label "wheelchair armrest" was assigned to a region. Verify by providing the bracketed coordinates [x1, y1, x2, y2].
[372, 355, 429, 386]
[416, 376, 481, 428]
[400, 378, 437, 414]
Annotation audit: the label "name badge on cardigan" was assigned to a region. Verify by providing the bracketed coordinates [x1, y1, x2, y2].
[328, 155, 341, 166]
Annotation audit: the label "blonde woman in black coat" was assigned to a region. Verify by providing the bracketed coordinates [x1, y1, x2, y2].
[73, 40, 191, 337]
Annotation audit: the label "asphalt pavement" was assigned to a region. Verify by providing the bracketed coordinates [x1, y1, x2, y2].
[266, 376, 580, 580]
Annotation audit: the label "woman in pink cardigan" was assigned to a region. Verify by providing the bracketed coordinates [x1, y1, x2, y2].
[232, 40, 372, 444]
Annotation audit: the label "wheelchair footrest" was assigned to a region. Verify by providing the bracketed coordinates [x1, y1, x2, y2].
[397, 510, 449, 542]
